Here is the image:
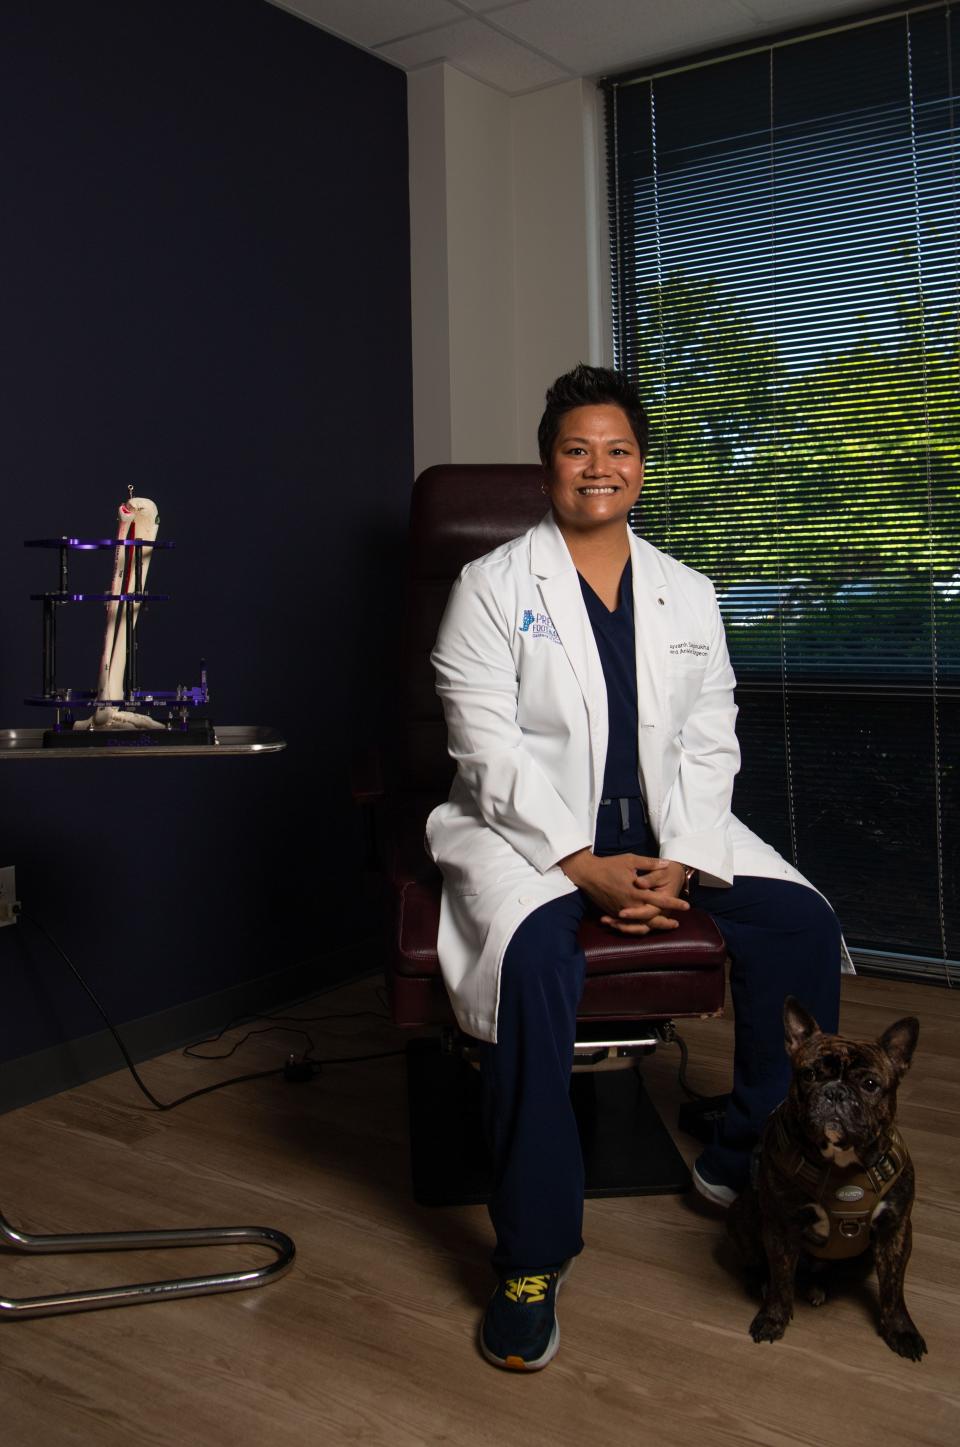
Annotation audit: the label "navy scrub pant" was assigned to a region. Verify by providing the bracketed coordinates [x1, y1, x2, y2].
[478, 800, 841, 1276]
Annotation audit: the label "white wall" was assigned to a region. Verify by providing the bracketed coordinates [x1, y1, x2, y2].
[444, 66, 518, 467]
[408, 67, 608, 475]
[511, 79, 609, 463]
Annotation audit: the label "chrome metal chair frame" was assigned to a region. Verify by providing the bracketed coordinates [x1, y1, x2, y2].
[1, 1209, 295, 1321]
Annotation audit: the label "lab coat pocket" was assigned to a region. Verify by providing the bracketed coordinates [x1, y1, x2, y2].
[664, 660, 707, 724]
[515, 638, 577, 732]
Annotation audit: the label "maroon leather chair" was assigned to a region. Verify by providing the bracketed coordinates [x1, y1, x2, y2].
[375, 465, 727, 1205]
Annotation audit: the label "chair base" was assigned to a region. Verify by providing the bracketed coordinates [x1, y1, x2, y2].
[406, 1037, 692, 1208]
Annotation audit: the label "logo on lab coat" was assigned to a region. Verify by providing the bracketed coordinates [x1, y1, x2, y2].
[518, 609, 561, 644]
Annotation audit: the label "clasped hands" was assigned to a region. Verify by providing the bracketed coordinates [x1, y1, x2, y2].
[559, 849, 689, 934]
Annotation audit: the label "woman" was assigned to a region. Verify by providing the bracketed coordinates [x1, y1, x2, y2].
[426, 364, 842, 1372]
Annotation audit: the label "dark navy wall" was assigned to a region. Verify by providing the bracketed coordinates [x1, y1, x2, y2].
[0, 1, 412, 1066]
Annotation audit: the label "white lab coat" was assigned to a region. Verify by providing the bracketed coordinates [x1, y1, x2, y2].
[425, 511, 828, 1044]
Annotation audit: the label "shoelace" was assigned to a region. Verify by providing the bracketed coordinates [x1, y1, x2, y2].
[504, 1274, 551, 1304]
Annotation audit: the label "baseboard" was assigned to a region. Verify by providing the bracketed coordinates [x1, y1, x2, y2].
[0, 939, 384, 1115]
[848, 947, 958, 987]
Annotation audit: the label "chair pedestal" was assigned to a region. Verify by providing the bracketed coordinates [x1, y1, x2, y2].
[405, 1037, 691, 1208]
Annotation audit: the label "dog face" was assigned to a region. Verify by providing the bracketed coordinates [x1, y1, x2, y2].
[782, 997, 918, 1162]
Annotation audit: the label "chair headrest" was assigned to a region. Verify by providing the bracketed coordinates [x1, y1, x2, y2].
[408, 464, 546, 580]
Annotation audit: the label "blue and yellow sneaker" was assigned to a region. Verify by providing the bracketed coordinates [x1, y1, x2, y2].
[479, 1262, 572, 1371]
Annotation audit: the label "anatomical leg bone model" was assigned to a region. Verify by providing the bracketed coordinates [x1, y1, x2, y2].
[74, 495, 165, 731]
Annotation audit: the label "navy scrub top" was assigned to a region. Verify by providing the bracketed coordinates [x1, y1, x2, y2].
[577, 557, 645, 818]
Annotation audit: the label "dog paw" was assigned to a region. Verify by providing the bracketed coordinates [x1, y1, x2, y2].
[749, 1309, 788, 1344]
[881, 1324, 927, 1361]
[806, 1284, 827, 1308]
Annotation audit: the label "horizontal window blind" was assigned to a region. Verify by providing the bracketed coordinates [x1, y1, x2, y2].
[604, 4, 958, 981]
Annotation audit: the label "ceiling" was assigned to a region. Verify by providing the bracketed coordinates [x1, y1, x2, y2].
[266, 0, 882, 95]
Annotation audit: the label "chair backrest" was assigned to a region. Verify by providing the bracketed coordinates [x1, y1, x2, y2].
[399, 464, 545, 797]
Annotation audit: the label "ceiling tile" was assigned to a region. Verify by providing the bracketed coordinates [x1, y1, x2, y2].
[735, 0, 885, 27]
[271, 2, 909, 96]
[377, 17, 571, 92]
[452, 1, 526, 12]
[491, 0, 764, 76]
[269, 0, 463, 50]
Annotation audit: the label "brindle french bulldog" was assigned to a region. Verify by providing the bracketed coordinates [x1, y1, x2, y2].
[727, 996, 926, 1361]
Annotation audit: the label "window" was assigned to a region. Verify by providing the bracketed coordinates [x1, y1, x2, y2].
[603, 3, 958, 981]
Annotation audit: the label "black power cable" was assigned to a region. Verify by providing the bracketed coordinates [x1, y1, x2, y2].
[20, 912, 403, 1112]
[658, 1021, 731, 1142]
[183, 1005, 390, 1062]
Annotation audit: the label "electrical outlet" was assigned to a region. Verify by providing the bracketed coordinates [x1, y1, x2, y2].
[0, 865, 19, 927]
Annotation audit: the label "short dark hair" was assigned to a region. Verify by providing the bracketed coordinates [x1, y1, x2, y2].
[537, 363, 649, 464]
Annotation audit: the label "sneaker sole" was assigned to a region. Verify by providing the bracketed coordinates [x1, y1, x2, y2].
[479, 1260, 573, 1372]
[692, 1160, 737, 1208]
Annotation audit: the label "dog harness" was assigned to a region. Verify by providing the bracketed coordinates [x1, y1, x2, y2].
[767, 1104, 910, 1260]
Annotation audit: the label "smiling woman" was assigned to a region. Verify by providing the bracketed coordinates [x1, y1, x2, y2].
[544, 407, 643, 591]
[425, 362, 847, 1372]
[539, 367, 647, 607]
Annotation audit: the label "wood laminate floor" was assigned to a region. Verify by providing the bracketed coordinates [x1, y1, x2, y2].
[1, 973, 957, 1446]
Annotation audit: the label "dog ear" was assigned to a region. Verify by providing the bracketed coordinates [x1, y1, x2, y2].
[879, 1017, 919, 1075]
[783, 996, 821, 1057]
